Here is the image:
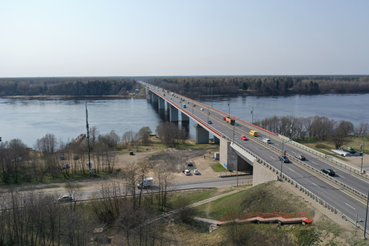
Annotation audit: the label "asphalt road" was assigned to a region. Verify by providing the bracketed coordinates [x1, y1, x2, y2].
[143, 82, 369, 231]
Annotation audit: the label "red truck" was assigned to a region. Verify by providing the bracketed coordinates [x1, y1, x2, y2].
[225, 116, 235, 125]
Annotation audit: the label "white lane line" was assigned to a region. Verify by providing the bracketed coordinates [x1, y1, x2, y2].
[311, 161, 318, 165]
[288, 168, 295, 173]
[345, 203, 356, 210]
[311, 182, 318, 187]
[269, 156, 275, 160]
[291, 151, 296, 155]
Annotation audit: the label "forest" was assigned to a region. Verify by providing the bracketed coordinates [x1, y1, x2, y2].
[1, 75, 369, 97]
[143, 75, 369, 97]
[0, 77, 138, 96]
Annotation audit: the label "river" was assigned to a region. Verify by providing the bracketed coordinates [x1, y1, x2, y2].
[0, 93, 368, 147]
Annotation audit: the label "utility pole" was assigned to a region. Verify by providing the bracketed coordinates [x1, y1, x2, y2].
[228, 99, 230, 115]
[364, 187, 369, 239]
[358, 136, 366, 173]
[85, 101, 91, 176]
[251, 106, 254, 124]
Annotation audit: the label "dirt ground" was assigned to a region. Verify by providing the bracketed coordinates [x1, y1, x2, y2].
[115, 144, 221, 183]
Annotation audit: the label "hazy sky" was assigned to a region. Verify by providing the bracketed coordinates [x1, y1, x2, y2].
[1, 0, 368, 77]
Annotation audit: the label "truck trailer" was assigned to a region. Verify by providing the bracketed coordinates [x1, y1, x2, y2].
[225, 116, 235, 125]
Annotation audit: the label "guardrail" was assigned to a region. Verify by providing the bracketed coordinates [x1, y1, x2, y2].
[255, 157, 366, 234]
[277, 134, 369, 179]
[229, 135, 368, 200]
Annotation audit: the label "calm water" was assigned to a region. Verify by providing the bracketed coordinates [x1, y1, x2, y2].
[1, 94, 368, 147]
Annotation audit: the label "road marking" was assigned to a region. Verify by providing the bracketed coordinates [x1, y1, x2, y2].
[345, 203, 356, 210]
[311, 161, 318, 165]
[269, 156, 275, 160]
[288, 168, 295, 173]
[311, 182, 318, 187]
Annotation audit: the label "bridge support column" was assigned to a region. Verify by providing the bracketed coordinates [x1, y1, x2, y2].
[195, 124, 209, 144]
[158, 98, 165, 109]
[181, 112, 189, 121]
[220, 139, 237, 170]
[152, 93, 158, 104]
[169, 105, 179, 121]
[213, 136, 220, 145]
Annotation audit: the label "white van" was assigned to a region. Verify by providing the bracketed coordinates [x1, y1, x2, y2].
[262, 138, 271, 144]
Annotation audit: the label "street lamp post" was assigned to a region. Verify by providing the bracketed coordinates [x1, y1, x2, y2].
[364, 187, 369, 239]
[228, 99, 231, 115]
[280, 141, 284, 179]
[251, 106, 254, 124]
[357, 136, 366, 174]
[355, 213, 364, 236]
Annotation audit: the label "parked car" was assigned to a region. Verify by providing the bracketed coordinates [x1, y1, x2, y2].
[187, 161, 193, 167]
[58, 195, 74, 203]
[295, 154, 306, 160]
[194, 169, 200, 175]
[240, 135, 248, 141]
[321, 168, 335, 176]
[185, 170, 191, 176]
[262, 138, 271, 144]
[278, 155, 290, 163]
[208, 120, 212, 124]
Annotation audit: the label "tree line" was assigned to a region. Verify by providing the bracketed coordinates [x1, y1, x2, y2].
[254, 116, 369, 149]
[143, 75, 369, 97]
[0, 122, 188, 185]
[0, 77, 139, 96]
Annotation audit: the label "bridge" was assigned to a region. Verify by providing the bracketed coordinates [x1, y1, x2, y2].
[141, 81, 369, 235]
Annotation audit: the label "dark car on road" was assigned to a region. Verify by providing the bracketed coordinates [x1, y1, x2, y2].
[278, 155, 290, 163]
[295, 154, 306, 160]
[321, 168, 335, 176]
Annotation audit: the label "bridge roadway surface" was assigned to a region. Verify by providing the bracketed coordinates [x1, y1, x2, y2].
[142, 82, 369, 230]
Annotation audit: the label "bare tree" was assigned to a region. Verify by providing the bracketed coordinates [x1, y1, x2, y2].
[138, 126, 152, 145]
[155, 165, 175, 210]
[355, 122, 369, 136]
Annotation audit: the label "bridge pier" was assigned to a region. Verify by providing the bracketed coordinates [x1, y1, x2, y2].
[169, 105, 179, 121]
[158, 97, 165, 109]
[213, 136, 220, 145]
[152, 93, 158, 104]
[181, 112, 189, 121]
[220, 139, 254, 172]
[195, 124, 209, 144]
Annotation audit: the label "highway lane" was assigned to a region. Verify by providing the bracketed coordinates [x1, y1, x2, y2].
[144, 83, 369, 230]
[0, 176, 253, 210]
[150, 84, 369, 198]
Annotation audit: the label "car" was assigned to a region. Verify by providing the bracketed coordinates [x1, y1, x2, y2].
[200, 108, 204, 111]
[208, 120, 212, 124]
[194, 169, 200, 175]
[187, 161, 193, 167]
[185, 170, 191, 176]
[262, 138, 271, 144]
[321, 168, 335, 176]
[278, 155, 290, 163]
[240, 135, 248, 141]
[295, 154, 306, 160]
[57, 195, 74, 203]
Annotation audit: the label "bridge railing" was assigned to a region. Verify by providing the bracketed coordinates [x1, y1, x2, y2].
[255, 157, 366, 234]
[277, 134, 369, 179]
